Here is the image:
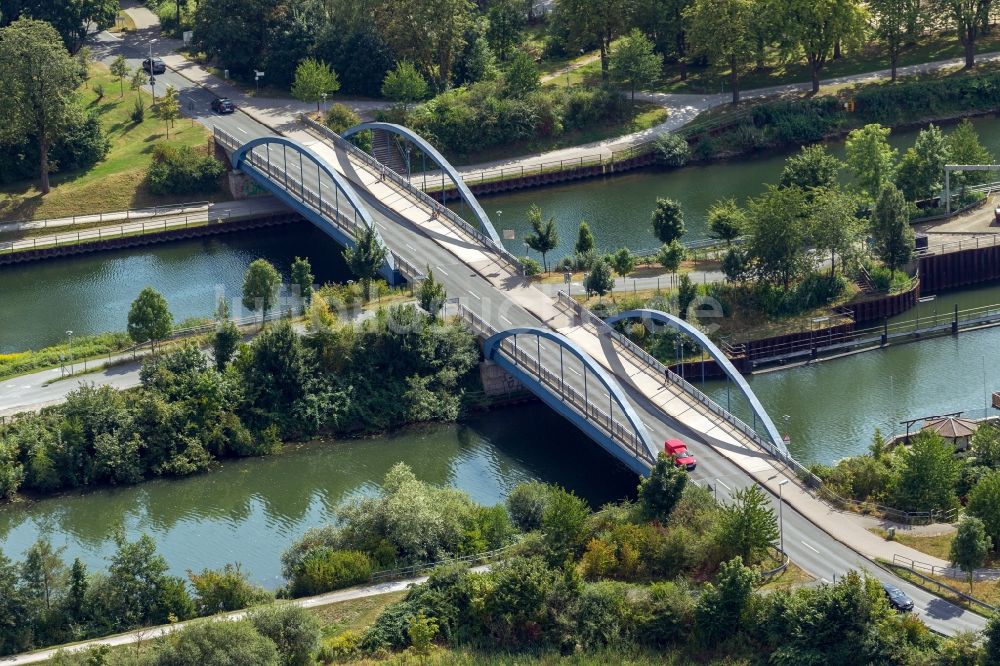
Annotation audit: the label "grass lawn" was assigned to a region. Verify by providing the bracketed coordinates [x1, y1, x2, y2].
[447, 103, 668, 167]
[869, 527, 1000, 569]
[0, 63, 212, 223]
[311, 591, 407, 637]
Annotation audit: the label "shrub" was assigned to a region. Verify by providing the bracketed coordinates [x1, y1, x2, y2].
[188, 563, 273, 614]
[636, 580, 695, 648]
[151, 620, 280, 665]
[541, 486, 591, 565]
[287, 548, 371, 597]
[130, 98, 145, 123]
[247, 603, 322, 666]
[324, 103, 361, 135]
[0, 106, 109, 185]
[506, 481, 551, 532]
[576, 582, 634, 650]
[146, 143, 225, 195]
[652, 132, 690, 167]
[317, 629, 362, 662]
[519, 256, 542, 276]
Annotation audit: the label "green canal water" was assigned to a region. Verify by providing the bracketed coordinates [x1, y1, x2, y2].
[484, 114, 1000, 261]
[0, 404, 639, 588]
[3, 114, 1000, 587]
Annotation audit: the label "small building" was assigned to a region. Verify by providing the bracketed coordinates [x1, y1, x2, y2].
[921, 416, 980, 452]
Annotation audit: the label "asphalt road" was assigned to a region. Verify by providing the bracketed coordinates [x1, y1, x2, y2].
[12, 29, 985, 638]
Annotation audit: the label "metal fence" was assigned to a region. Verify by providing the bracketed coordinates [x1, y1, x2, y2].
[299, 115, 524, 276]
[370, 544, 516, 583]
[917, 233, 1000, 257]
[457, 304, 653, 465]
[0, 201, 210, 232]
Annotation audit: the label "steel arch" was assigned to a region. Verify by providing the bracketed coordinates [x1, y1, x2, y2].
[231, 135, 397, 281]
[484, 327, 658, 474]
[341, 122, 502, 245]
[605, 309, 787, 456]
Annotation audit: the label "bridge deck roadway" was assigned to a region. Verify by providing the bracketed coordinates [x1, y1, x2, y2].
[270, 129, 987, 634]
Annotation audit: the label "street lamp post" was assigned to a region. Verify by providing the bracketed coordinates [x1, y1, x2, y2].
[66, 330, 74, 375]
[778, 479, 789, 553]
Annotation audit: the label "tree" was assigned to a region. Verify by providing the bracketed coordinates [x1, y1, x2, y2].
[892, 431, 960, 513]
[974, 423, 1000, 468]
[130, 67, 148, 95]
[524, 204, 558, 272]
[685, 0, 756, 104]
[505, 51, 540, 98]
[779, 0, 868, 93]
[638, 452, 688, 523]
[896, 124, 949, 202]
[152, 619, 280, 666]
[290, 256, 313, 304]
[343, 225, 388, 300]
[947, 119, 994, 189]
[745, 185, 811, 289]
[65, 558, 88, 623]
[651, 198, 685, 244]
[610, 28, 662, 105]
[810, 186, 862, 277]
[657, 240, 686, 276]
[869, 0, 922, 81]
[506, 481, 551, 532]
[102, 534, 192, 629]
[950, 516, 991, 591]
[584, 259, 614, 299]
[575, 221, 596, 255]
[0, 552, 30, 655]
[677, 274, 698, 319]
[380, 61, 428, 111]
[487, 0, 525, 61]
[212, 298, 241, 372]
[779, 144, 841, 190]
[1, 0, 119, 52]
[968, 470, 1000, 551]
[870, 184, 914, 273]
[845, 124, 897, 199]
[110, 54, 130, 97]
[609, 248, 636, 279]
[247, 603, 321, 666]
[717, 484, 779, 565]
[706, 199, 744, 245]
[939, 0, 991, 69]
[541, 486, 591, 565]
[242, 258, 282, 323]
[408, 612, 439, 657]
[557, 0, 630, 79]
[193, 0, 273, 79]
[19, 539, 67, 615]
[694, 557, 757, 643]
[159, 84, 180, 136]
[291, 58, 340, 112]
[0, 18, 83, 194]
[418, 268, 447, 318]
[128, 287, 173, 353]
[377, 0, 473, 88]
[986, 613, 1000, 665]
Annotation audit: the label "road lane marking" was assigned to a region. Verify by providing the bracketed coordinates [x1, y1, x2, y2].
[405, 243, 416, 251]
[500, 315, 513, 325]
[236, 127, 248, 134]
[801, 540, 820, 554]
[436, 267, 449, 276]
[569, 367, 581, 376]
[469, 293, 481, 300]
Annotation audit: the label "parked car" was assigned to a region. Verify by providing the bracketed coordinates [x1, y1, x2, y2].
[881, 583, 914, 612]
[211, 98, 235, 114]
[142, 58, 166, 74]
[665, 438, 696, 471]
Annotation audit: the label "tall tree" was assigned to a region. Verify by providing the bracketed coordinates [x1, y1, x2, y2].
[242, 258, 282, 322]
[706, 199, 745, 245]
[938, 0, 991, 68]
[610, 28, 663, 105]
[291, 57, 341, 112]
[651, 197, 685, 244]
[870, 183, 914, 273]
[896, 124, 949, 202]
[869, 0, 922, 81]
[1, 0, 119, 51]
[376, 0, 474, 88]
[809, 186, 861, 277]
[343, 225, 388, 300]
[487, 0, 525, 61]
[575, 221, 596, 255]
[110, 54, 130, 97]
[779, 0, 868, 93]
[159, 84, 180, 136]
[717, 484, 779, 565]
[745, 185, 811, 289]
[685, 0, 757, 104]
[212, 300, 242, 372]
[0, 18, 82, 194]
[418, 268, 447, 318]
[19, 539, 68, 615]
[193, 0, 274, 79]
[967, 470, 1000, 551]
[380, 60, 428, 110]
[504, 51, 540, 98]
[892, 431, 960, 513]
[557, 0, 629, 80]
[950, 516, 991, 591]
[524, 204, 558, 272]
[779, 144, 841, 190]
[638, 452, 688, 523]
[127, 287, 174, 353]
[845, 123, 897, 199]
[947, 118, 994, 188]
[290, 256, 313, 304]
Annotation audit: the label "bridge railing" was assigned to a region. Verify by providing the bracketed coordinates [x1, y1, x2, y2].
[216, 126, 421, 283]
[458, 304, 652, 465]
[299, 115, 524, 276]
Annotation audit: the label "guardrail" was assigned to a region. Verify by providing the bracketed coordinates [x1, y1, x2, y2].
[917, 233, 1000, 257]
[556, 291, 959, 525]
[889, 555, 999, 612]
[1, 214, 215, 254]
[0, 201, 210, 232]
[299, 115, 524, 276]
[370, 544, 516, 583]
[457, 304, 652, 464]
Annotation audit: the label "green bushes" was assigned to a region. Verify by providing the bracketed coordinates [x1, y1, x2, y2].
[324, 103, 361, 134]
[286, 548, 372, 596]
[146, 143, 224, 195]
[856, 71, 1000, 126]
[0, 107, 109, 185]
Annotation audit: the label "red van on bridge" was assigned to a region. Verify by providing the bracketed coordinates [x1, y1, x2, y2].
[665, 439, 696, 471]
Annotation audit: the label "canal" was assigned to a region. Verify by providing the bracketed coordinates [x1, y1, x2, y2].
[0, 404, 639, 588]
[484, 114, 1000, 261]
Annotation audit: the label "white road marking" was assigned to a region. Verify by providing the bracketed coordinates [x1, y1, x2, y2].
[469, 293, 481, 300]
[405, 244, 416, 251]
[569, 367, 581, 376]
[801, 540, 820, 554]
[236, 127, 248, 134]
[436, 267, 449, 276]
[500, 315, 513, 325]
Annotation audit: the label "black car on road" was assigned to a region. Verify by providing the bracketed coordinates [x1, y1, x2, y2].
[211, 98, 235, 114]
[882, 583, 914, 612]
[142, 58, 166, 74]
